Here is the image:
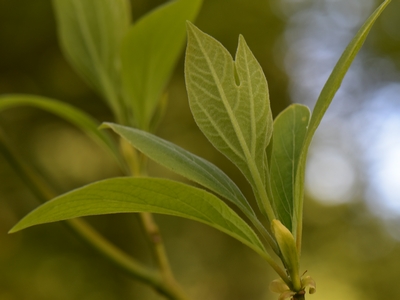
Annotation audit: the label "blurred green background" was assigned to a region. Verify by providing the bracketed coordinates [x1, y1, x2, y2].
[1, 0, 400, 299]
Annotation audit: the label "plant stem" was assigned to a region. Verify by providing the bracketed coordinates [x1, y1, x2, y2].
[120, 138, 191, 300]
[66, 218, 188, 300]
[0, 129, 188, 300]
[139, 212, 190, 300]
[66, 218, 159, 285]
[293, 292, 305, 300]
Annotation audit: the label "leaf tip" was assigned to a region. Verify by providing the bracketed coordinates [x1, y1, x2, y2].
[8, 224, 22, 234]
[237, 34, 250, 56]
[185, 21, 196, 45]
[238, 34, 246, 43]
[99, 122, 112, 130]
[185, 20, 195, 31]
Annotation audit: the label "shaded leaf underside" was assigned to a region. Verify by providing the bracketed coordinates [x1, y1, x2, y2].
[103, 122, 256, 220]
[185, 22, 274, 219]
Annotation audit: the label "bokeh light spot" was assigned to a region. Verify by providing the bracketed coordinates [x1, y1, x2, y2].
[306, 147, 356, 204]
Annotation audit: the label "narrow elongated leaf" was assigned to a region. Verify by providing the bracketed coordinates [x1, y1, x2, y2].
[293, 0, 392, 245]
[0, 95, 126, 172]
[269, 104, 310, 231]
[121, 0, 202, 129]
[102, 122, 255, 220]
[52, 0, 131, 117]
[185, 23, 274, 219]
[10, 177, 268, 259]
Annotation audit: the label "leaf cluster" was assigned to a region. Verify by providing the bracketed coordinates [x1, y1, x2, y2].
[1, 0, 392, 298]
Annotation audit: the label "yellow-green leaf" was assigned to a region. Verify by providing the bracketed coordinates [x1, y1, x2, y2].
[185, 22, 274, 220]
[10, 177, 268, 260]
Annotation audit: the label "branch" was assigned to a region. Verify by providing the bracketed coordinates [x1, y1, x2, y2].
[0, 128, 188, 300]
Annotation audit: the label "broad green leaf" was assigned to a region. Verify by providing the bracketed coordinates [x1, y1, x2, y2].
[102, 122, 256, 220]
[269, 104, 310, 231]
[121, 0, 202, 130]
[0, 95, 126, 172]
[185, 23, 274, 220]
[52, 0, 131, 118]
[265, 135, 274, 172]
[293, 0, 392, 245]
[10, 177, 268, 259]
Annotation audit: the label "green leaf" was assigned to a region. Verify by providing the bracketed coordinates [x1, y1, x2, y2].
[102, 122, 256, 220]
[121, 0, 203, 129]
[185, 23, 274, 220]
[0, 94, 126, 172]
[10, 177, 268, 259]
[293, 0, 392, 244]
[269, 104, 310, 231]
[52, 0, 131, 118]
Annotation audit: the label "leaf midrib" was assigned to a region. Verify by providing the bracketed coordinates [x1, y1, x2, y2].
[190, 28, 276, 221]
[191, 29, 251, 165]
[238, 41, 257, 158]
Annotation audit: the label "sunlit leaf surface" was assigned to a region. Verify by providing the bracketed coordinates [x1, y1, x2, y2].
[185, 22, 273, 217]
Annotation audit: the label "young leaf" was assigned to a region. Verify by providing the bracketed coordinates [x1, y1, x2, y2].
[121, 0, 203, 129]
[0, 95, 126, 172]
[10, 177, 268, 260]
[102, 122, 256, 219]
[52, 0, 131, 118]
[269, 104, 310, 231]
[271, 220, 301, 291]
[185, 22, 274, 220]
[293, 0, 392, 247]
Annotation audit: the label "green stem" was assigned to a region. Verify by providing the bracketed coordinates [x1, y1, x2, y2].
[261, 252, 291, 288]
[252, 217, 280, 255]
[65, 218, 159, 285]
[121, 138, 191, 300]
[139, 212, 190, 300]
[250, 160, 276, 222]
[293, 0, 393, 254]
[65, 218, 188, 300]
[0, 129, 188, 300]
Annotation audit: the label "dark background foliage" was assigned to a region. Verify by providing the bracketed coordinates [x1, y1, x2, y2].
[1, 0, 399, 299]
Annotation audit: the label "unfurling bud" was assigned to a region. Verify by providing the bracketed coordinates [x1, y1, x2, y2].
[301, 275, 316, 294]
[270, 220, 317, 298]
[271, 219, 301, 291]
[269, 278, 295, 300]
[270, 275, 317, 300]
